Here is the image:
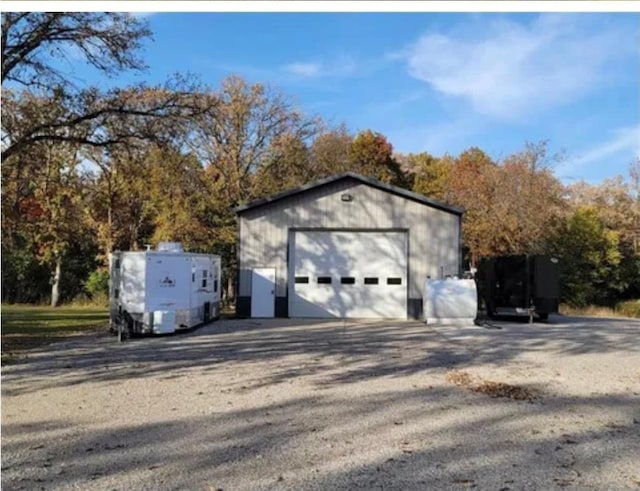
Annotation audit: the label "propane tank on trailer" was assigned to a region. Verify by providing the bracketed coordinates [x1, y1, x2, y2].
[157, 242, 184, 252]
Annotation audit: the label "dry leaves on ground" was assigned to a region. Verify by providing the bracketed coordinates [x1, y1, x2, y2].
[446, 370, 538, 401]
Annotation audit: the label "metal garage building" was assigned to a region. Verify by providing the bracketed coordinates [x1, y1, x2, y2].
[235, 172, 463, 319]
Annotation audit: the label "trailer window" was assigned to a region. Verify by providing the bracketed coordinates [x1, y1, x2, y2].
[317, 276, 332, 284]
[295, 276, 309, 284]
[387, 277, 402, 285]
[202, 278, 207, 288]
[214, 279, 218, 293]
[364, 277, 379, 285]
[114, 288, 119, 299]
[202, 270, 207, 278]
[115, 259, 120, 269]
[192, 273, 195, 282]
[341, 277, 355, 284]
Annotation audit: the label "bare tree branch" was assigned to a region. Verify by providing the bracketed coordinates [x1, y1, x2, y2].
[1, 12, 151, 87]
[2, 78, 216, 162]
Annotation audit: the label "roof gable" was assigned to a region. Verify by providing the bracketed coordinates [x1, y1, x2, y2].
[235, 172, 463, 216]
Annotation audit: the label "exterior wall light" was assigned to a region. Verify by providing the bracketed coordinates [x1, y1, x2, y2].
[341, 193, 353, 202]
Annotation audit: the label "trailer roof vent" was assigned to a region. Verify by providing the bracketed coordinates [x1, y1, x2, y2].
[157, 242, 183, 252]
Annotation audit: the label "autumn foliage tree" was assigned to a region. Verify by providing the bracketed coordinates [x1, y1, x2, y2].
[1, 136, 89, 306]
[188, 76, 319, 207]
[2, 14, 638, 311]
[348, 130, 405, 186]
[445, 147, 498, 265]
[183, 76, 321, 298]
[402, 143, 565, 268]
[400, 151, 451, 202]
[310, 125, 353, 178]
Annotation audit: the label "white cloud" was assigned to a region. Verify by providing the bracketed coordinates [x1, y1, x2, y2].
[403, 14, 635, 120]
[283, 62, 322, 77]
[556, 124, 640, 179]
[129, 12, 159, 19]
[281, 56, 357, 79]
[385, 115, 481, 155]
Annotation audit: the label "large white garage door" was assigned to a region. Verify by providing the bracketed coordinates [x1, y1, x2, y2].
[289, 231, 407, 318]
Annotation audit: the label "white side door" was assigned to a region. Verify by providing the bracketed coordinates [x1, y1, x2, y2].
[251, 267, 275, 318]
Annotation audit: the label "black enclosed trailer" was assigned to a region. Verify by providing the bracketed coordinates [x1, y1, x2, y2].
[476, 255, 560, 321]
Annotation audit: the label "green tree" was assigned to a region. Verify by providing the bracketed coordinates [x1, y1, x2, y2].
[550, 206, 623, 307]
[564, 164, 640, 301]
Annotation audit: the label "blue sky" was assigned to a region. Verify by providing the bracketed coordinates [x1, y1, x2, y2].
[62, 11, 639, 184]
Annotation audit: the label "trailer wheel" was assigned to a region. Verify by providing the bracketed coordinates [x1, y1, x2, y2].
[117, 323, 130, 342]
[117, 312, 133, 342]
[484, 300, 495, 319]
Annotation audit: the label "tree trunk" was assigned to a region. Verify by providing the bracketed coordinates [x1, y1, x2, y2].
[51, 254, 62, 307]
[107, 203, 113, 255]
[227, 275, 234, 302]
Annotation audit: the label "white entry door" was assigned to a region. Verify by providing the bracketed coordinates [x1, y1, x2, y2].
[251, 268, 275, 317]
[289, 231, 408, 318]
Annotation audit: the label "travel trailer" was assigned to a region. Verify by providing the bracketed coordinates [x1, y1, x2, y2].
[109, 242, 221, 338]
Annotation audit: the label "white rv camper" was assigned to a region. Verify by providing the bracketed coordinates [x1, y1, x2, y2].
[109, 242, 221, 337]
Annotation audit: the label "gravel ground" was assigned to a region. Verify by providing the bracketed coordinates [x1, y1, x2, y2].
[2, 315, 640, 490]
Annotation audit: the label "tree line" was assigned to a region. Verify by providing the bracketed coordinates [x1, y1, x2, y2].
[2, 13, 639, 308]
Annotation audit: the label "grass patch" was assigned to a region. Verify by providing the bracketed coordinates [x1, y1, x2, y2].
[1, 304, 108, 360]
[615, 299, 640, 318]
[560, 300, 640, 319]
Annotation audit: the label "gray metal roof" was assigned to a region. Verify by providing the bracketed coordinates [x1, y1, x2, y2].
[235, 172, 464, 215]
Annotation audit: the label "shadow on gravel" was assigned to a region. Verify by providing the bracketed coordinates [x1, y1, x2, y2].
[2, 316, 639, 397]
[2, 388, 639, 490]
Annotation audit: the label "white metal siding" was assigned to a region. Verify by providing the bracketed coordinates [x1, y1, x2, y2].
[120, 254, 146, 313]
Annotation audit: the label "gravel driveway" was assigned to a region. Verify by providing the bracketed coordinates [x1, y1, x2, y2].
[2, 315, 639, 490]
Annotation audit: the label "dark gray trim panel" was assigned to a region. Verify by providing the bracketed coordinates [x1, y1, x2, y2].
[408, 298, 423, 320]
[275, 296, 288, 317]
[235, 172, 464, 216]
[458, 215, 464, 276]
[236, 296, 250, 318]
[236, 215, 242, 301]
